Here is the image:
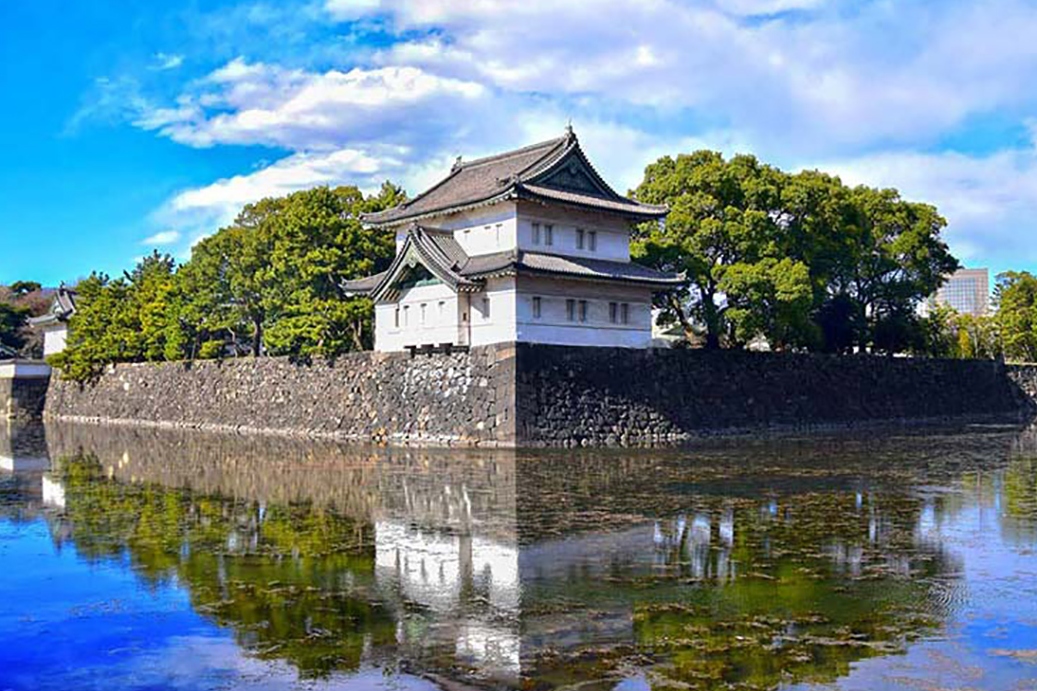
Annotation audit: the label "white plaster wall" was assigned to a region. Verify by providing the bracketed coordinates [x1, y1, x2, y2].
[42, 325, 67, 357]
[469, 277, 517, 347]
[397, 204, 518, 257]
[515, 276, 653, 348]
[375, 282, 460, 352]
[516, 201, 632, 262]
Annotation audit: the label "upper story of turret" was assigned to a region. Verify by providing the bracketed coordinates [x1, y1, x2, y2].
[362, 128, 667, 264]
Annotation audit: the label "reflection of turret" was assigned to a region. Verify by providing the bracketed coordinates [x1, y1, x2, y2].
[39, 419, 1015, 690]
[0, 422, 49, 472]
[41, 474, 65, 509]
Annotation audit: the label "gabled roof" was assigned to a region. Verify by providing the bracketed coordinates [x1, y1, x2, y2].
[341, 223, 684, 301]
[363, 128, 667, 227]
[28, 285, 77, 328]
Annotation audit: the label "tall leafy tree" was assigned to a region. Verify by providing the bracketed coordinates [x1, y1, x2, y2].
[632, 151, 812, 349]
[994, 271, 1037, 362]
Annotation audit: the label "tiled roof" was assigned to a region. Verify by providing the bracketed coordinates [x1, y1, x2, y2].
[27, 286, 77, 327]
[363, 129, 666, 226]
[342, 223, 684, 298]
[460, 250, 685, 287]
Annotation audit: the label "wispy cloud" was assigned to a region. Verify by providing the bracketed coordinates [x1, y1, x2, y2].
[141, 230, 181, 246]
[93, 0, 1037, 270]
[152, 52, 184, 70]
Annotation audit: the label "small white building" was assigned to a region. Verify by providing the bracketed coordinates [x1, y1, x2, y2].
[28, 286, 77, 357]
[345, 128, 681, 352]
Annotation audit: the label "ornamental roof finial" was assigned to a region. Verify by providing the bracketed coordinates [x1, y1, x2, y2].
[565, 118, 574, 138]
[452, 154, 463, 171]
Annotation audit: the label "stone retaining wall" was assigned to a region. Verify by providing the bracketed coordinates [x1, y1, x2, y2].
[516, 346, 1037, 445]
[44, 344, 1037, 446]
[45, 345, 516, 446]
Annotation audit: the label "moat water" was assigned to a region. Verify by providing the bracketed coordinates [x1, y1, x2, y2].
[3, 422, 1037, 690]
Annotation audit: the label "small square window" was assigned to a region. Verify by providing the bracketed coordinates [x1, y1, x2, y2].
[576, 228, 585, 249]
[609, 302, 618, 323]
[566, 299, 575, 322]
[544, 224, 554, 246]
[578, 300, 588, 322]
[589, 230, 597, 251]
[532, 296, 542, 319]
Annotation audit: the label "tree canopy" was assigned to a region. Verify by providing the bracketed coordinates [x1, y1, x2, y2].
[52, 183, 404, 380]
[0, 281, 50, 357]
[632, 151, 960, 353]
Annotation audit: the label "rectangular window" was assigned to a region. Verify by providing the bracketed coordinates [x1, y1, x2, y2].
[483, 297, 491, 319]
[438, 301, 445, 317]
[532, 296, 542, 319]
[402, 305, 410, 326]
[578, 300, 588, 322]
[609, 302, 618, 323]
[420, 303, 427, 325]
[394, 307, 400, 328]
[532, 222, 541, 245]
[621, 303, 630, 324]
[495, 223, 503, 246]
[576, 228, 585, 249]
[544, 224, 554, 246]
[589, 230, 597, 251]
[566, 299, 575, 322]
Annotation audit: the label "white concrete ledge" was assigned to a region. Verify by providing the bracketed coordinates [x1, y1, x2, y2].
[0, 360, 52, 380]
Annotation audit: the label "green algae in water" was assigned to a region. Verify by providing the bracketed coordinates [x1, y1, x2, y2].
[3, 422, 1037, 690]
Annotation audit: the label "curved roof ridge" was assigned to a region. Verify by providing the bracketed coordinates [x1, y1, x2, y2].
[457, 135, 567, 171]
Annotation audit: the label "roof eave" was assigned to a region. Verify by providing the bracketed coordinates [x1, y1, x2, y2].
[516, 189, 668, 220]
[363, 189, 519, 229]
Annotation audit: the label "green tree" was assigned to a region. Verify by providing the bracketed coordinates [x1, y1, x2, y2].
[49, 254, 178, 379]
[633, 151, 812, 349]
[994, 271, 1037, 362]
[0, 302, 29, 354]
[633, 151, 957, 354]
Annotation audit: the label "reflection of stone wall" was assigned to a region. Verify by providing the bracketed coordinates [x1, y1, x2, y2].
[1, 371, 49, 422]
[41, 344, 1037, 447]
[46, 344, 517, 446]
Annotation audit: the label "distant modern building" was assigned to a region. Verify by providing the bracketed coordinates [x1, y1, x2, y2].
[28, 285, 77, 356]
[344, 127, 683, 352]
[932, 268, 990, 316]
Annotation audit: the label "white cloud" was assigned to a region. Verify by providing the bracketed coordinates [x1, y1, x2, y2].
[141, 230, 181, 246]
[350, 0, 1037, 157]
[126, 0, 1037, 271]
[817, 143, 1037, 268]
[152, 52, 184, 70]
[154, 147, 406, 250]
[136, 58, 486, 151]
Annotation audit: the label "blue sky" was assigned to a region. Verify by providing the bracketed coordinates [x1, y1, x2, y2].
[3, 0, 1037, 286]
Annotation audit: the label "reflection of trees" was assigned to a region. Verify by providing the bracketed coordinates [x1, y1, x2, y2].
[40, 422, 1024, 690]
[52, 455, 394, 678]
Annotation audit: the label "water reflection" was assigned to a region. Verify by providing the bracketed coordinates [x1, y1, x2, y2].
[3, 422, 1037, 689]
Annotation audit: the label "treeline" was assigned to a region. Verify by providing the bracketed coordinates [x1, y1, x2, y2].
[51, 184, 404, 381]
[0, 281, 49, 357]
[926, 271, 1037, 362]
[632, 151, 960, 353]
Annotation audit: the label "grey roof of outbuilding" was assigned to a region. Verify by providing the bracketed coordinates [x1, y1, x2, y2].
[362, 129, 667, 227]
[341, 223, 684, 300]
[27, 286, 77, 327]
